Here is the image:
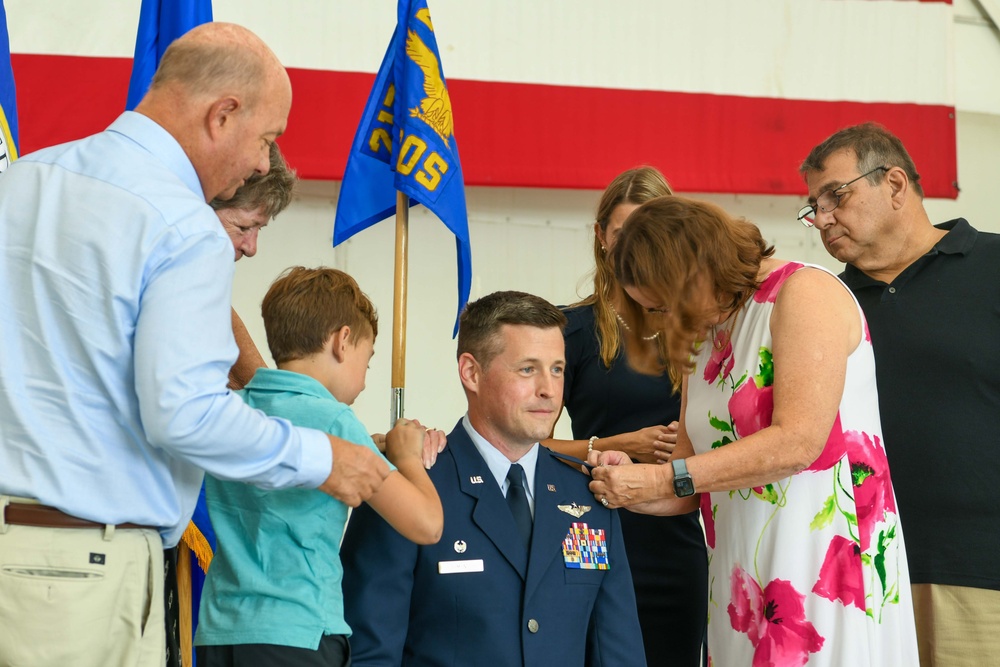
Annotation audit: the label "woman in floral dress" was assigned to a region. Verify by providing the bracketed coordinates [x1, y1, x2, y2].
[589, 196, 918, 666]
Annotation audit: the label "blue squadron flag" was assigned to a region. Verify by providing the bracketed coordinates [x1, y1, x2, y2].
[0, 0, 18, 172]
[126, 0, 213, 110]
[334, 0, 471, 335]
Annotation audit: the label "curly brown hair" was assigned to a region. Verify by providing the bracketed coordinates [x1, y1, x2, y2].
[611, 196, 774, 381]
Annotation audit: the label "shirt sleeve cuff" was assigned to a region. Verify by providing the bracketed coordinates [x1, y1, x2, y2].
[295, 427, 334, 489]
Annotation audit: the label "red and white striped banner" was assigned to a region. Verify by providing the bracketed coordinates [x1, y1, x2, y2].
[7, 0, 956, 197]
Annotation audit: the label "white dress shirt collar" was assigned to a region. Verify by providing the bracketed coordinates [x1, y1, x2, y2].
[462, 414, 538, 514]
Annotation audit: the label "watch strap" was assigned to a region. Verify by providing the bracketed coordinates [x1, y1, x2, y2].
[671, 457, 695, 497]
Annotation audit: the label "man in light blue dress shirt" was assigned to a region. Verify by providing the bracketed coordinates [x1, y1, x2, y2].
[0, 23, 389, 667]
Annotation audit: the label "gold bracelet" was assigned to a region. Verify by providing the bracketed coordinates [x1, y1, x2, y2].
[587, 436, 599, 453]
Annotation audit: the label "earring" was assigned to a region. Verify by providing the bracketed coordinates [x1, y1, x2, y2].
[601, 245, 607, 252]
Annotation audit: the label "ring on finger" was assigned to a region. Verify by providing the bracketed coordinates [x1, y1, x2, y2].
[601, 496, 609, 507]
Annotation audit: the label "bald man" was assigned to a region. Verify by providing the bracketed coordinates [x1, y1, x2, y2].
[0, 23, 388, 667]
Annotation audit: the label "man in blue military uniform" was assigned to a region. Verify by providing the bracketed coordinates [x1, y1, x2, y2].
[342, 290, 645, 666]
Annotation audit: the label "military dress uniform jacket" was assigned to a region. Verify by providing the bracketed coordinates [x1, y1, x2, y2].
[341, 421, 646, 667]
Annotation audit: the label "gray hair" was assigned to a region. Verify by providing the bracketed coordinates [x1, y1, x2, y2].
[209, 142, 296, 218]
[800, 122, 923, 198]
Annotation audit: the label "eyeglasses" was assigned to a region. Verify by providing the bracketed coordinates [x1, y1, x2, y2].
[797, 166, 888, 227]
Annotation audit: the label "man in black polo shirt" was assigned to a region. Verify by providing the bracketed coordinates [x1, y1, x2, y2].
[798, 122, 1000, 666]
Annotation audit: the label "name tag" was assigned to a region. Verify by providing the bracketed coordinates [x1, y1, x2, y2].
[438, 559, 485, 575]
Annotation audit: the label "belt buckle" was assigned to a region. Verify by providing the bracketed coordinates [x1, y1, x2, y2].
[0, 496, 9, 534]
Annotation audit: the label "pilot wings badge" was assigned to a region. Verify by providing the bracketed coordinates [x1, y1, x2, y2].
[405, 24, 453, 148]
[557, 502, 592, 519]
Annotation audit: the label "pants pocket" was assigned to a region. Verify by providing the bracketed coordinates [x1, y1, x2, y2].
[0, 564, 105, 579]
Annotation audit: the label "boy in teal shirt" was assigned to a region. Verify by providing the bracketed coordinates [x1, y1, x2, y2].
[195, 266, 443, 667]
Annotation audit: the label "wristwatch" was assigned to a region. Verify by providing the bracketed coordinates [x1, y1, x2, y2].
[671, 458, 695, 497]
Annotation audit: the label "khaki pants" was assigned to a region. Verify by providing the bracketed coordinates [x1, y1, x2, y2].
[0, 497, 164, 667]
[912, 582, 1000, 667]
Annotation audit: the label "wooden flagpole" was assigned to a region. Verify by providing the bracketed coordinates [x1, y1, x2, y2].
[390, 191, 408, 425]
[176, 543, 193, 667]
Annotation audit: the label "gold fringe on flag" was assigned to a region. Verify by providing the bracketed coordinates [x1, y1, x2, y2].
[180, 520, 214, 572]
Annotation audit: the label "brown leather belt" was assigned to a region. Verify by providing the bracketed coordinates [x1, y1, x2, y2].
[2, 503, 155, 531]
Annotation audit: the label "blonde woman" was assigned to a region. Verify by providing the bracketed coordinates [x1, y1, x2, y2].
[544, 167, 707, 666]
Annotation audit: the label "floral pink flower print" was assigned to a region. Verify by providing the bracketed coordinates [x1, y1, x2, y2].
[728, 566, 824, 666]
[703, 329, 735, 384]
[804, 414, 846, 473]
[812, 536, 866, 611]
[753, 262, 803, 304]
[701, 494, 716, 549]
[843, 430, 896, 551]
[729, 379, 773, 438]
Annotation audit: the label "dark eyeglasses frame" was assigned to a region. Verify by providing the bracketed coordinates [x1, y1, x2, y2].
[797, 166, 889, 227]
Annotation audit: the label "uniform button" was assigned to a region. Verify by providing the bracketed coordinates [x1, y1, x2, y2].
[888, 287, 896, 294]
[527, 619, 539, 633]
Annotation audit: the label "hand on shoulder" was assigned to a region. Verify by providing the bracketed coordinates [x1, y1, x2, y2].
[321, 436, 391, 507]
[385, 418, 447, 469]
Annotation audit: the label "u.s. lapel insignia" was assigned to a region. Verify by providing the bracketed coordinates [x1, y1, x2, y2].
[547, 484, 556, 492]
[470, 475, 484, 484]
[557, 502, 591, 518]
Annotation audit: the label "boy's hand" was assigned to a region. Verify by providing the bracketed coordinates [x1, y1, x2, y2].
[320, 435, 391, 507]
[385, 418, 426, 464]
[386, 419, 448, 469]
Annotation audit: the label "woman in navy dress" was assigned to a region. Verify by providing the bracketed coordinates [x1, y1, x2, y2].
[546, 167, 707, 666]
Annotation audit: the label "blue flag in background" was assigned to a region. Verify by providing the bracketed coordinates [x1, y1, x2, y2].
[0, 0, 19, 171]
[334, 0, 471, 335]
[126, 0, 213, 110]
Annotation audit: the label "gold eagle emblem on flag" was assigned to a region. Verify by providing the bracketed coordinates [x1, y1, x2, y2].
[405, 21, 454, 147]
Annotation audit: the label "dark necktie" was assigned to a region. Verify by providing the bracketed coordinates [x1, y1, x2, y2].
[506, 463, 532, 547]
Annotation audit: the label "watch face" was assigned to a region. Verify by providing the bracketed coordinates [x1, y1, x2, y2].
[674, 476, 695, 497]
